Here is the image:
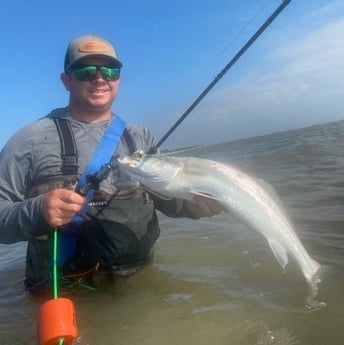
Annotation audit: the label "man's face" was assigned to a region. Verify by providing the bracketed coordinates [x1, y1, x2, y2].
[61, 56, 120, 116]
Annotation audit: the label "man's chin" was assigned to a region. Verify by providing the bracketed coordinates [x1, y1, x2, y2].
[87, 100, 111, 110]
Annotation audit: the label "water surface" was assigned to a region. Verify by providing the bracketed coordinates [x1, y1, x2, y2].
[1, 120, 344, 344]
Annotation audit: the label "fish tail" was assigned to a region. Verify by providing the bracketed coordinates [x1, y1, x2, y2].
[311, 258, 321, 277]
[305, 257, 321, 284]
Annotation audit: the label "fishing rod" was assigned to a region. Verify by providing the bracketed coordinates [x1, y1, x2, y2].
[150, 0, 292, 152]
[39, 1, 292, 205]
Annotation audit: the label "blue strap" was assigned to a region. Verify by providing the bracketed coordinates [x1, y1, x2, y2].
[72, 115, 125, 223]
[57, 115, 126, 267]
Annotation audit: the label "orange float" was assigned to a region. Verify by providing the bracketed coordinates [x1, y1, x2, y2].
[38, 297, 78, 345]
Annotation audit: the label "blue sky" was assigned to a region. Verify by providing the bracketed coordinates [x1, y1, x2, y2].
[1, 0, 343, 149]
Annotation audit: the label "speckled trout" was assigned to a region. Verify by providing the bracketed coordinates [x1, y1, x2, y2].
[117, 153, 321, 288]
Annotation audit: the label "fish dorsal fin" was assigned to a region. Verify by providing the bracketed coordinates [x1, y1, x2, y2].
[267, 238, 288, 269]
[255, 178, 283, 206]
[255, 178, 293, 224]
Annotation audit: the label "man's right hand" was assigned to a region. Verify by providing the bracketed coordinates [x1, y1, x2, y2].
[41, 189, 86, 227]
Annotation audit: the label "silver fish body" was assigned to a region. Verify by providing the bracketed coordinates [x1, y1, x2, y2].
[117, 154, 321, 288]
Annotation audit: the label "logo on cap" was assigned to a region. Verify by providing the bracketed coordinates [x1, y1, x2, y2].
[78, 40, 110, 53]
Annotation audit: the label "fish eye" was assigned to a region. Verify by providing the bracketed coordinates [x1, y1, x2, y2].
[133, 150, 145, 159]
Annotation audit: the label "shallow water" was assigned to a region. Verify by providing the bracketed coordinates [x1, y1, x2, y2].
[1, 120, 344, 345]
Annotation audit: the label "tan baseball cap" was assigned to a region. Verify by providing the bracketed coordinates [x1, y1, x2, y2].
[64, 34, 122, 72]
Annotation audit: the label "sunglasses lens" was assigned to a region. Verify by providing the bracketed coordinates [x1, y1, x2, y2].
[73, 66, 97, 81]
[100, 67, 121, 81]
[72, 65, 120, 81]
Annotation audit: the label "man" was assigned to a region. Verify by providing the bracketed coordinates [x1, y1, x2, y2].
[0, 34, 222, 293]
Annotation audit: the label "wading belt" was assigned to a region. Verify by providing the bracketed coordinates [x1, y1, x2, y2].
[53, 115, 126, 267]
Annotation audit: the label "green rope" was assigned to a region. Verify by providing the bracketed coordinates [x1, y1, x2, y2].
[52, 228, 65, 345]
[53, 227, 59, 299]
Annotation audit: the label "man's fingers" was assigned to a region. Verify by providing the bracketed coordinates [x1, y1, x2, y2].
[41, 189, 86, 227]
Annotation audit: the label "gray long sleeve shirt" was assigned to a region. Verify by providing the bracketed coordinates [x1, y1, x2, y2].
[1, 108, 200, 289]
[0, 107, 156, 244]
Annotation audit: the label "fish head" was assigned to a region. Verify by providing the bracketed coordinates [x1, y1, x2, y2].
[117, 152, 183, 191]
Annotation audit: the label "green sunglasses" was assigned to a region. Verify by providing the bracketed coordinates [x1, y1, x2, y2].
[69, 65, 121, 81]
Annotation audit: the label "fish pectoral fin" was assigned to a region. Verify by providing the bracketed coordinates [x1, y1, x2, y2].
[144, 188, 173, 200]
[145, 186, 192, 202]
[267, 238, 288, 269]
[190, 190, 225, 203]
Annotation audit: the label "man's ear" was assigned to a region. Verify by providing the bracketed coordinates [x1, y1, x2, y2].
[60, 73, 71, 91]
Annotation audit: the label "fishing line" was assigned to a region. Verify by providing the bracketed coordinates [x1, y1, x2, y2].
[150, 0, 292, 152]
[216, 0, 274, 58]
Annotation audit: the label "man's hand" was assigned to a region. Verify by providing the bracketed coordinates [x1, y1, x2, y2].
[41, 189, 86, 227]
[184, 195, 225, 218]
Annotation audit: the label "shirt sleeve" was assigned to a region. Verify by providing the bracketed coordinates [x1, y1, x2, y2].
[0, 128, 50, 244]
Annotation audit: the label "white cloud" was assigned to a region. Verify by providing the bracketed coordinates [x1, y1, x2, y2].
[162, 17, 344, 148]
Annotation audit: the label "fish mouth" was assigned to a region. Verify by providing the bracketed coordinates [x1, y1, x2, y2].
[117, 150, 147, 167]
[117, 156, 134, 166]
